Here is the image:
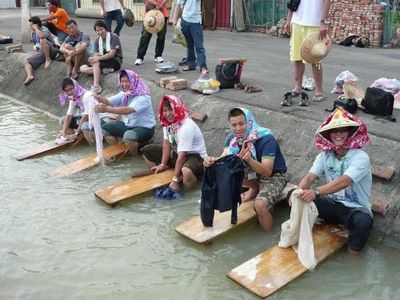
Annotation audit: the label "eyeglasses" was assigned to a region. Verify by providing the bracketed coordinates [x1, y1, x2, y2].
[63, 87, 74, 93]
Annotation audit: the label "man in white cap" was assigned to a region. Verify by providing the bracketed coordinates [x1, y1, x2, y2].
[296, 107, 373, 254]
[283, 0, 331, 105]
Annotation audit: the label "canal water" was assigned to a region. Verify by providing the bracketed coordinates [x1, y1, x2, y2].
[1, 98, 399, 299]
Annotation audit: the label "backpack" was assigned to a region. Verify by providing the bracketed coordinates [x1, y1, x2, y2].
[215, 62, 240, 89]
[361, 87, 396, 122]
[326, 96, 358, 114]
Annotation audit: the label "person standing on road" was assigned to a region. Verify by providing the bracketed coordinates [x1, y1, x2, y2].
[100, 0, 126, 36]
[172, 0, 208, 76]
[134, 0, 170, 65]
[283, 0, 331, 105]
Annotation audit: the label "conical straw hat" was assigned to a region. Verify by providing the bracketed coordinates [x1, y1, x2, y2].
[301, 32, 332, 64]
[144, 9, 165, 33]
[317, 107, 359, 134]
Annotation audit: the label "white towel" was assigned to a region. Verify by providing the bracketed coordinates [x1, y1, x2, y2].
[88, 94, 104, 163]
[278, 189, 319, 269]
[98, 32, 111, 55]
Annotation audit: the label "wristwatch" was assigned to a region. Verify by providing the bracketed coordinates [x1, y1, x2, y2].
[320, 19, 329, 25]
[314, 188, 321, 197]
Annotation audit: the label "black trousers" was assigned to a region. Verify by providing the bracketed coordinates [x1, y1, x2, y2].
[136, 17, 168, 59]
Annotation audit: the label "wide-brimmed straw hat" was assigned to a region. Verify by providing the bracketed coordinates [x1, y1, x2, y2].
[317, 107, 359, 134]
[343, 82, 365, 107]
[144, 9, 165, 33]
[301, 32, 332, 64]
[123, 8, 135, 27]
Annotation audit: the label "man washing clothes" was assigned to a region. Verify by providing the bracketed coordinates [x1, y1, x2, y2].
[296, 107, 373, 254]
[204, 107, 288, 232]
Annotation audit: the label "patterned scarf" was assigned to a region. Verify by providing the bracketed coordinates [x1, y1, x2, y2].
[158, 95, 189, 135]
[228, 107, 273, 159]
[119, 69, 150, 107]
[315, 108, 369, 151]
[58, 79, 86, 111]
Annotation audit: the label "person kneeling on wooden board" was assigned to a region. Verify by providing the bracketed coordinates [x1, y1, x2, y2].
[94, 69, 156, 157]
[296, 107, 373, 254]
[58, 78, 94, 145]
[203, 107, 288, 232]
[142, 95, 207, 191]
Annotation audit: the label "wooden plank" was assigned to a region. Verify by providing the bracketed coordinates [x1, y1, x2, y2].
[175, 200, 256, 244]
[371, 164, 395, 181]
[175, 183, 296, 244]
[49, 143, 128, 178]
[218, 57, 247, 64]
[13, 135, 83, 161]
[227, 223, 347, 298]
[95, 169, 175, 204]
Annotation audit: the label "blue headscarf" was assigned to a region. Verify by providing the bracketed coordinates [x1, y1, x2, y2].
[228, 107, 273, 159]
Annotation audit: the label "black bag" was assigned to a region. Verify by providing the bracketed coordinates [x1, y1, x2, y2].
[215, 62, 240, 89]
[326, 96, 358, 114]
[287, 0, 301, 12]
[361, 87, 396, 122]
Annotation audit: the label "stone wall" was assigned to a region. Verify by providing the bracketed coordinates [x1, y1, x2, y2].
[329, 0, 385, 47]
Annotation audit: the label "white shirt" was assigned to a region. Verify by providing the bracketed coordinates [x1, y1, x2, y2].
[66, 91, 91, 116]
[291, 0, 324, 27]
[163, 118, 207, 158]
[103, 0, 121, 13]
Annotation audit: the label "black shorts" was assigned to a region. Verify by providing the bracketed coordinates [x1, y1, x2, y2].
[142, 144, 204, 180]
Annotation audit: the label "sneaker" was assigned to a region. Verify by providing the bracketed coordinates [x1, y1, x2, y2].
[281, 92, 292, 107]
[135, 58, 143, 65]
[154, 56, 164, 63]
[91, 85, 102, 94]
[298, 92, 310, 106]
[102, 67, 114, 74]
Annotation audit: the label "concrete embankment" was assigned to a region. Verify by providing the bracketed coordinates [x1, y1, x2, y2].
[1, 51, 399, 249]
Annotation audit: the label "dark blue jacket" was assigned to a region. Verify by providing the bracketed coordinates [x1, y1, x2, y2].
[200, 155, 245, 226]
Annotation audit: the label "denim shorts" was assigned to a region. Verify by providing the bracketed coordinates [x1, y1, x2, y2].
[102, 120, 154, 143]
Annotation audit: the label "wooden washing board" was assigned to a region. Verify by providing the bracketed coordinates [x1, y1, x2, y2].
[227, 223, 347, 298]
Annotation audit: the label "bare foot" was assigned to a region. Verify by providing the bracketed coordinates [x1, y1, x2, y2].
[241, 187, 259, 202]
[23, 76, 35, 86]
[44, 59, 51, 69]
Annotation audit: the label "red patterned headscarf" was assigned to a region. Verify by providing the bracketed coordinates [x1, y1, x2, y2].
[315, 107, 369, 152]
[158, 95, 190, 134]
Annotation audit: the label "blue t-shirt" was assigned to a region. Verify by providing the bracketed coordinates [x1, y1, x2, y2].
[224, 134, 287, 174]
[109, 92, 156, 128]
[309, 148, 372, 215]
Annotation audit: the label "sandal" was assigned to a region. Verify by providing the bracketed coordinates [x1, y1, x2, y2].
[298, 92, 310, 106]
[71, 72, 80, 80]
[281, 92, 293, 107]
[182, 66, 196, 71]
[312, 94, 326, 102]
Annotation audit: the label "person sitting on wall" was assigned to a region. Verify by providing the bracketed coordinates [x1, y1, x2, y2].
[42, 0, 70, 43]
[80, 20, 123, 94]
[93, 69, 156, 156]
[203, 107, 288, 232]
[58, 77, 94, 145]
[296, 107, 373, 254]
[23, 16, 58, 86]
[142, 95, 207, 191]
[59, 19, 94, 80]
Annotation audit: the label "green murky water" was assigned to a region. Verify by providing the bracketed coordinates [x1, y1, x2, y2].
[1, 98, 399, 299]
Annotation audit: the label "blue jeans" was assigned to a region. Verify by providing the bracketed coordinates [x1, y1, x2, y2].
[104, 9, 124, 36]
[180, 18, 207, 70]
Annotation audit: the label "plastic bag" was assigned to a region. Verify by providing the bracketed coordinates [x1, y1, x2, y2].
[331, 70, 358, 94]
[370, 78, 400, 94]
[172, 19, 186, 48]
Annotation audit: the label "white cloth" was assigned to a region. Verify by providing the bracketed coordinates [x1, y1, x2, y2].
[278, 189, 319, 269]
[291, 0, 324, 27]
[98, 32, 111, 55]
[162, 118, 207, 158]
[88, 95, 104, 163]
[102, 0, 121, 13]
